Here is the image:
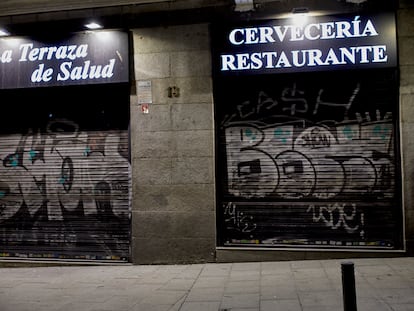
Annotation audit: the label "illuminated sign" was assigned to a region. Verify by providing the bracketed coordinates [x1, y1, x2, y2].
[212, 13, 397, 75]
[0, 30, 129, 89]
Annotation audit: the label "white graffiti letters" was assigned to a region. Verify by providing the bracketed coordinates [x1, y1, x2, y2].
[224, 202, 257, 233]
[307, 203, 364, 236]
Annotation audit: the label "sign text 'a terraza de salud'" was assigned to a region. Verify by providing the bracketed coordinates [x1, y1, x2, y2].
[20, 44, 114, 83]
[216, 13, 397, 75]
[0, 31, 129, 89]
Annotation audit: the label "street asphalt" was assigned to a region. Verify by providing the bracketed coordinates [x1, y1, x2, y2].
[1, 257, 414, 311]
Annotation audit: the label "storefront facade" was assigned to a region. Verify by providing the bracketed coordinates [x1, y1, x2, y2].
[0, 31, 131, 262]
[213, 13, 403, 249]
[0, 0, 413, 264]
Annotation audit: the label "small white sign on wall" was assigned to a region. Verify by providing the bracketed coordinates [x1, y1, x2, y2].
[137, 80, 153, 104]
[137, 80, 152, 114]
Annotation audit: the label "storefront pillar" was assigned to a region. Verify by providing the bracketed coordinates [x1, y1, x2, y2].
[398, 1, 414, 254]
[130, 24, 217, 264]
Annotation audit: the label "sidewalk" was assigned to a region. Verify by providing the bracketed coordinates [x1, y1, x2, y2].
[0, 257, 413, 311]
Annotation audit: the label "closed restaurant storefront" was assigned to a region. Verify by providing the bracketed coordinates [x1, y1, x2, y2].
[213, 12, 404, 251]
[0, 31, 131, 262]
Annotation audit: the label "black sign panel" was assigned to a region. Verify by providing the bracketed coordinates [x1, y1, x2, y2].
[212, 13, 397, 76]
[0, 30, 129, 89]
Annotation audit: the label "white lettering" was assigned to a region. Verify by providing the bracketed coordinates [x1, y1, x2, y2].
[307, 49, 325, 66]
[70, 65, 83, 80]
[275, 51, 291, 67]
[1, 50, 13, 63]
[19, 44, 89, 61]
[227, 16, 382, 45]
[245, 28, 259, 44]
[352, 16, 361, 36]
[19, 43, 33, 61]
[31, 64, 53, 82]
[67, 45, 77, 60]
[372, 45, 387, 62]
[28, 48, 39, 61]
[336, 21, 353, 38]
[291, 50, 306, 67]
[339, 47, 356, 64]
[58, 59, 116, 81]
[355, 46, 372, 63]
[259, 27, 275, 43]
[56, 46, 67, 59]
[262, 52, 277, 68]
[250, 53, 263, 69]
[304, 24, 320, 40]
[221, 54, 236, 71]
[323, 48, 341, 65]
[38, 47, 49, 60]
[290, 26, 304, 41]
[237, 53, 250, 69]
[320, 22, 336, 39]
[220, 44, 389, 72]
[82, 60, 91, 79]
[89, 64, 102, 79]
[229, 29, 244, 45]
[57, 62, 71, 81]
[77, 45, 88, 58]
[273, 26, 289, 42]
[361, 19, 379, 36]
[101, 59, 115, 78]
[47, 47, 57, 60]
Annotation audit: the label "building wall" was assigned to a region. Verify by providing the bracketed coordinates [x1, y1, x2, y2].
[129, 4, 414, 264]
[130, 24, 216, 264]
[398, 0, 414, 254]
[0, 1, 412, 264]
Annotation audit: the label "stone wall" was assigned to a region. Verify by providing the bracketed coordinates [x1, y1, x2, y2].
[398, 0, 414, 254]
[130, 24, 216, 264]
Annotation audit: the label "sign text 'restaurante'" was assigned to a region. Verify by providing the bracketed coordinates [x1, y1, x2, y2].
[219, 14, 397, 73]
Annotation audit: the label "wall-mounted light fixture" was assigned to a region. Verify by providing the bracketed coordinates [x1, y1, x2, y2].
[85, 22, 103, 30]
[291, 7, 309, 26]
[292, 7, 309, 15]
[0, 29, 10, 37]
[346, 0, 367, 3]
[234, 0, 255, 12]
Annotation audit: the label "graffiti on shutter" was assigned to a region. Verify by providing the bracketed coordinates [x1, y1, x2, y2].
[0, 125, 130, 261]
[0, 86, 130, 261]
[216, 69, 403, 249]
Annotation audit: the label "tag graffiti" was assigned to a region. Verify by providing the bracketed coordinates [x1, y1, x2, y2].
[307, 203, 364, 237]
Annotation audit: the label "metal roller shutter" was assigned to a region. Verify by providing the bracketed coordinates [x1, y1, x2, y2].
[0, 85, 130, 262]
[216, 69, 403, 250]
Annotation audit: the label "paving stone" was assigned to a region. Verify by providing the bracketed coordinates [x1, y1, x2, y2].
[131, 303, 173, 311]
[356, 297, 393, 311]
[260, 285, 298, 300]
[221, 293, 260, 309]
[158, 278, 196, 291]
[230, 270, 261, 281]
[260, 299, 302, 311]
[0, 258, 414, 311]
[140, 290, 187, 305]
[295, 277, 334, 292]
[185, 287, 224, 302]
[298, 290, 343, 308]
[225, 280, 260, 294]
[389, 304, 414, 311]
[191, 276, 227, 289]
[179, 301, 221, 311]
